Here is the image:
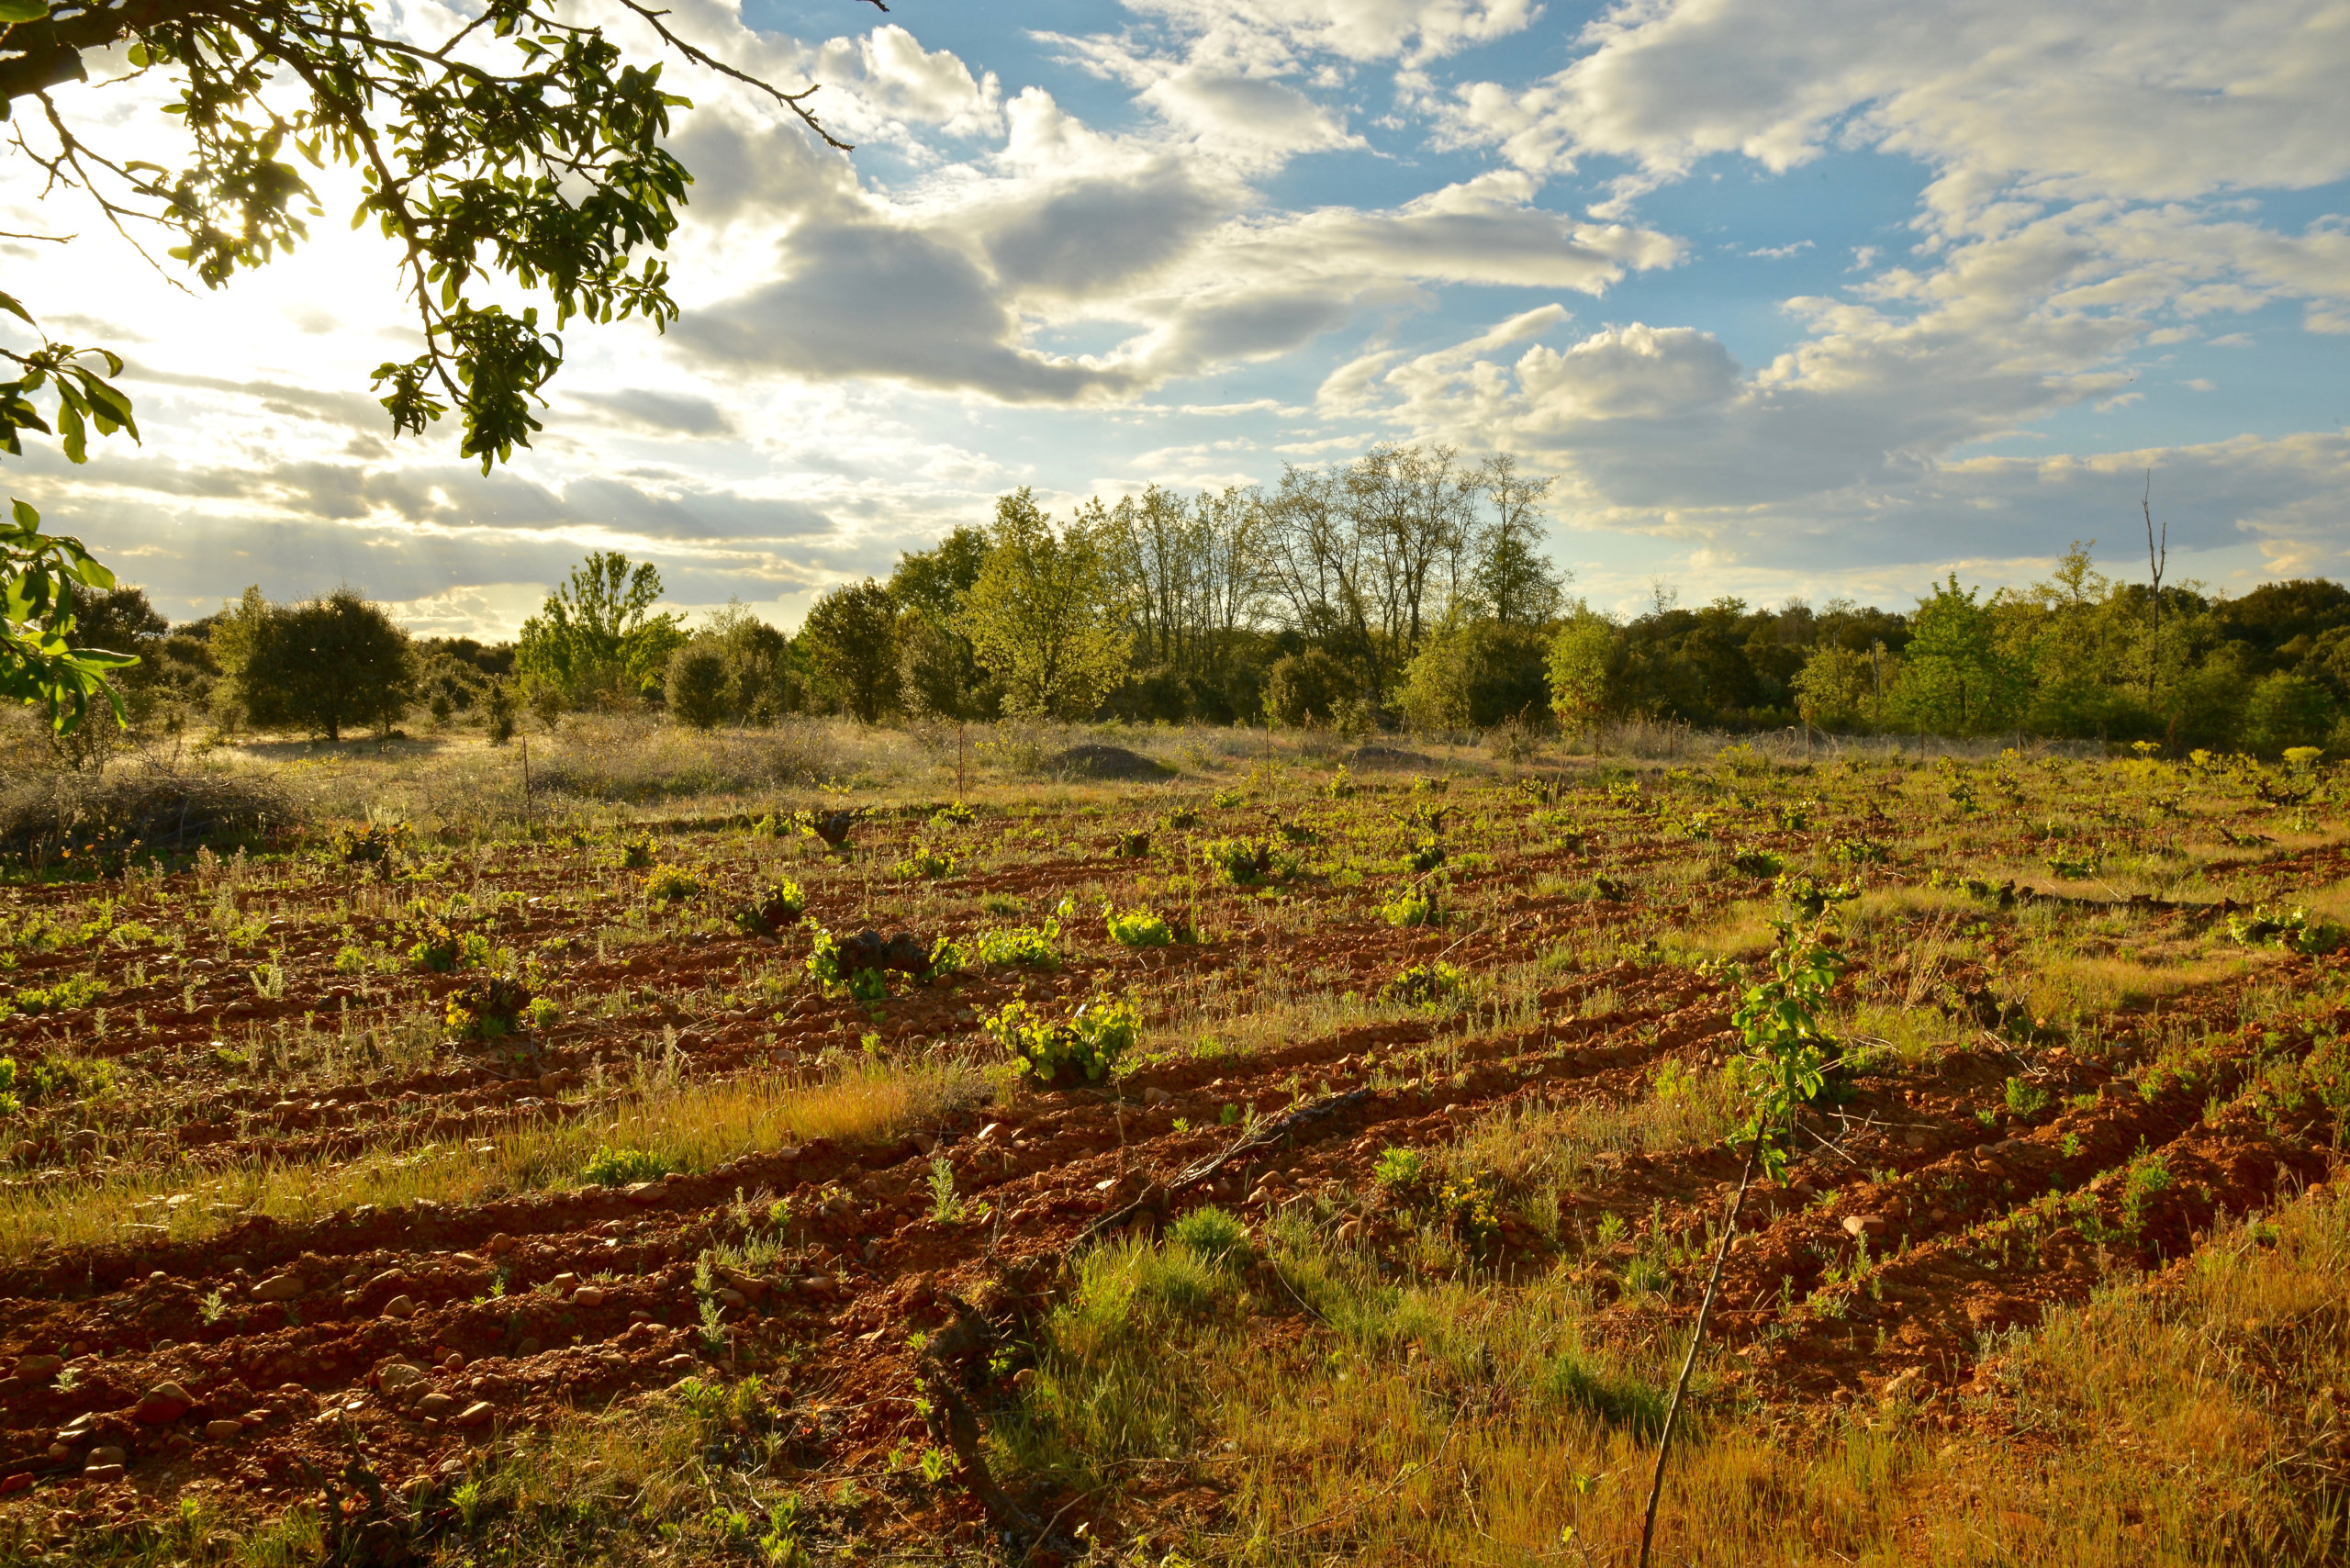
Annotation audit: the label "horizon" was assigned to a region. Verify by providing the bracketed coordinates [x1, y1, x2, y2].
[6, 0, 2345, 642]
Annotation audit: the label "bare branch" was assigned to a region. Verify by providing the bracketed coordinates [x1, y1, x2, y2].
[613, 0, 855, 151]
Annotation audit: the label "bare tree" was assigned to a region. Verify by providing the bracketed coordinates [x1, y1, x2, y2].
[1261, 464, 1382, 691]
[1473, 453, 1565, 624]
[2142, 469, 2168, 704]
[1346, 443, 1478, 652]
[1194, 486, 1269, 645]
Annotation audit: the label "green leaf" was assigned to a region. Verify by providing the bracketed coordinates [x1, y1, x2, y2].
[56, 398, 86, 464]
[0, 291, 34, 330]
[0, 0, 50, 22]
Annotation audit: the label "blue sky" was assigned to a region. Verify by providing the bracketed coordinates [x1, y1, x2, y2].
[3, 0, 2345, 636]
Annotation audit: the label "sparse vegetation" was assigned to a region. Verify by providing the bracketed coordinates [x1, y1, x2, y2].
[4, 727, 2348, 1567]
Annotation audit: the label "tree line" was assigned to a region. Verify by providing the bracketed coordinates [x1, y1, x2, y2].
[40, 448, 2350, 761]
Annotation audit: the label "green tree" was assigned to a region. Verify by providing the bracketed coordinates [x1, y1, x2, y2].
[696, 599, 795, 722]
[515, 553, 684, 711]
[1791, 644, 1894, 731]
[1888, 576, 2025, 735]
[959, 489, 1132, 720]
[1545, 602, 1621, 733]
[2241, 670, 2336, 757]
[2, 0, 854, 728]
[890, 526, 994, 719]
[800, 579, 901, 722]
[1395, 612, 1550, 731]
[223, 586, 415, 741]
[665, 642, 730, 731]
[1263, 648, 1357, 730]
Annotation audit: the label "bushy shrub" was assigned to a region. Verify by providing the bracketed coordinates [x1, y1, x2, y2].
[1202, 837, 1270, 886]
[330, 822, 407, 867]
[1380, 959, 1466, 1007]
[1103, 904, 1174, 948]
[973, 920, 1062, 969]
[983, 996, 1140, 1083]
[1773, 871, 1855, 918]
[643, 863, 699, 902]
[445, 975, 533, 1039]
[2228, 903, 2345, 956]
[406, 919, 489, 973]
[666, 642, 731, 732]
[1263, 648, 1354, 729]
[1379, 883, 1438, 927]
[891, 846, 957, 880]
[733, 878, 806, 936]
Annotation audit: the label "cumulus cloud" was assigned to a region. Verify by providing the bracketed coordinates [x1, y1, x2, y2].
[1443, 0, 2350, 200]
[1125, 0, 1542, 68]
[9, 0, 2345, 633]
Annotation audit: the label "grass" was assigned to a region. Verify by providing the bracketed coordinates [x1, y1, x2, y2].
[984, 1183, 2350, 1566]
[9, 726, 2350, 1564]
[0, 1057, 988, 1259]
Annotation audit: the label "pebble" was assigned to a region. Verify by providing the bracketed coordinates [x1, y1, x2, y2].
[136, 1383, 192, 1424]
[382, 1295, 417, 1319]
[486, 1234, 515, 1257]
[572, 1285, 607, 1308]
[85, 1446, 126, 1467]
[1141, 1087, 1172, 1107]
[83, 1463, 125, 1484]
[14, 1355, 62, 1382]
[380, 1363, 428, 1393]
[1842, 1215, 1887, 1238]
[204, 1419, 243, 1440]
[249, 1273, 305, 1303]
[452, 1401, 493, 1428]
[417, 1393, 458, 1419]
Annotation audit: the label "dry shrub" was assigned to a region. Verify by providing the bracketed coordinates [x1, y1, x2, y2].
[526, 716, 834, 803]
[0, 763, 299, 863]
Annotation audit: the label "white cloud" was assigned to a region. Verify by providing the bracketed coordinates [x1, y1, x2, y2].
[7, 0, 2346, 636]
[1444, 0, 2350, 202]
[1121, 0, 1542, 69]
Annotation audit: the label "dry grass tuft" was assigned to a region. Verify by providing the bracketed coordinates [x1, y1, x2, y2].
[0, 1058, 986, 1260]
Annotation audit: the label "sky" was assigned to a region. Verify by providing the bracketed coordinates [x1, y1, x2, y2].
[3, 0, 2347, 638]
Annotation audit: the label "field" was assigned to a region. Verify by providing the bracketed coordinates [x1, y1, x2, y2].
[3, 724, 2349, 1566]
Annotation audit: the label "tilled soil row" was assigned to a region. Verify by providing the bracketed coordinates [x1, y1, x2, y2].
[0, 959, 1723, 1507]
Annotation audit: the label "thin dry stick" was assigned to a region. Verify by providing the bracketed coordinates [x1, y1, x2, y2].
[1637, 1137, 1759, 1568]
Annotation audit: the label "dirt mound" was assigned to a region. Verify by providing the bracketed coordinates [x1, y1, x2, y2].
[1348, 744, 1434, 768]
[1052, 745, 1176, 780]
